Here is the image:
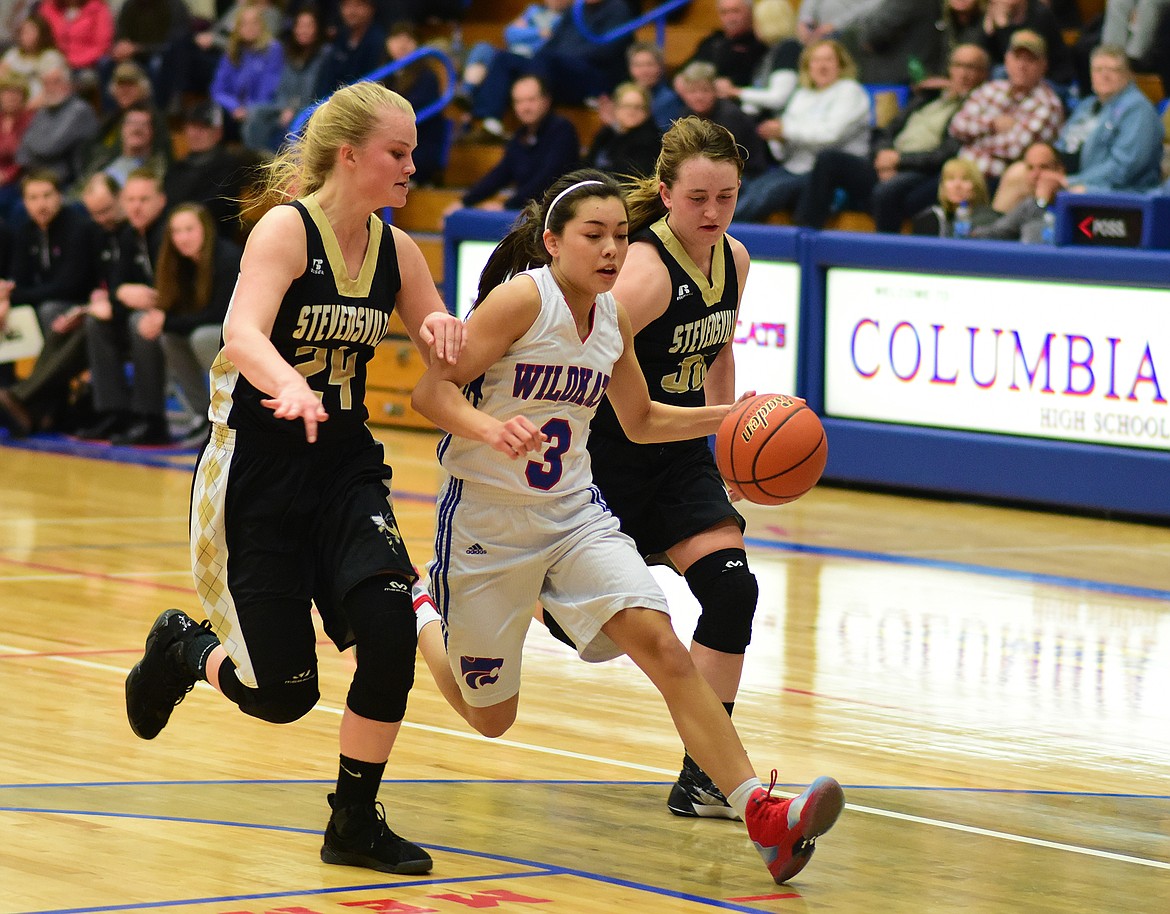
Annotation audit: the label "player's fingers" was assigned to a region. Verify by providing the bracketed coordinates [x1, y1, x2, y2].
[446, 321, 465, 361]
[260, 397, 292, 418]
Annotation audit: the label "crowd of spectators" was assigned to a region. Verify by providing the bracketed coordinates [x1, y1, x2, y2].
[0, 0, 468, 447]
[451, 0, 1168, 234]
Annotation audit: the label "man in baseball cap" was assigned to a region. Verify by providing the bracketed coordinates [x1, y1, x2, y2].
[1006, 29, 1047, 59]
[947, 25, 1064, 185]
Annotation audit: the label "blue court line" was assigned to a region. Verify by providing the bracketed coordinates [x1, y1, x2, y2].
[1, 433, 200, 470]
[6, 806, 776, 914]
[3, 777, 1167, 799]
[744, 535, 1170, 603]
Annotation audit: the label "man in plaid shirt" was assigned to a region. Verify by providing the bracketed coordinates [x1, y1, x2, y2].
[947, 29, 1064, 184]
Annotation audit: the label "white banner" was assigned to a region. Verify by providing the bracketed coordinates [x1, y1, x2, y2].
[825, 268, 1170, 451]
[733, 260, 800, 398]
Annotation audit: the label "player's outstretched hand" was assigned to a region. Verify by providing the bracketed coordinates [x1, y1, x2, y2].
[488, 416, 546, 459]
[261, 383, 329, 443]
[420, 310, 465, 365]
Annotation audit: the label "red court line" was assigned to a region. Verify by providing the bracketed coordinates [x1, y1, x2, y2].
[780, 685, 901, 711]
[728, 893, 802, 901]
[0, 554, 194, 593]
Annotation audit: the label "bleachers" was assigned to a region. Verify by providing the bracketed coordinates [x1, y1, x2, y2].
[405, 0, 1168, 286]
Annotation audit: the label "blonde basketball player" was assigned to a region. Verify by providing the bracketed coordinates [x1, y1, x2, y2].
[124, 82, 463, 875]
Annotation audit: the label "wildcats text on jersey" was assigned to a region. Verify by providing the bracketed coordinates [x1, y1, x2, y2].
[293, 303, 390, 348]
[669, 309, 736, 356]
[512, 362, 611, 407]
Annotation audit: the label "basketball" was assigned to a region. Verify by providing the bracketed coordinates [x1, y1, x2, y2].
[715, 394, 828, 505]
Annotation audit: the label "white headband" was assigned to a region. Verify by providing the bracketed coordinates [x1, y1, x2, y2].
[544, 180, 605, 231]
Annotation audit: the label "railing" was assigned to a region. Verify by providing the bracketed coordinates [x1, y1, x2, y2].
[289, 0, 689, 136]
[571, 0, 692, 47]
[289, 45, 459, 137]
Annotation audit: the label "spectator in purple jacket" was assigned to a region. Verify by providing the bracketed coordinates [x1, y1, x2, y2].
[210, 3, 283, 143]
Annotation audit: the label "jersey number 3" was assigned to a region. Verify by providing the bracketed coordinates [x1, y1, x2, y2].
[525, 417, 570, 490]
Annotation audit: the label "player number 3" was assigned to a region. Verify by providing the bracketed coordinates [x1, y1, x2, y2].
[525, 417, 571, 490]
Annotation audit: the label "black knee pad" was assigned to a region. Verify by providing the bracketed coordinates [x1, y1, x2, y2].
[685, 548, 759, 654]
[220, 662, 321, 724]
[345, 575, 417, 723]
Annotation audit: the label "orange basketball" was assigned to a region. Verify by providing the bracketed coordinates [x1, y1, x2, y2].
[715, 394, 828, 506]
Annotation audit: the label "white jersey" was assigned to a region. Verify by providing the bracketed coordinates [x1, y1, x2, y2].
[437, 265, 624, 499]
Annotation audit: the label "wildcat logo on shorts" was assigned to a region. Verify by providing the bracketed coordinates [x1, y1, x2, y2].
[460, 655, 504, 689]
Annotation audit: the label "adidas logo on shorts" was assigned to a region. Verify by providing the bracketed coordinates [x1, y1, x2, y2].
[465, 543, 487, 555]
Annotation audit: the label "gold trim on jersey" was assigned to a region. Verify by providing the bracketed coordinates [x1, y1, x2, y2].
[649, 216, 725, 308]
[302, 193, 382, 298]
[190, 425, 259, 689]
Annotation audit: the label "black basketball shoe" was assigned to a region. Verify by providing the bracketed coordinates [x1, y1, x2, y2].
[667, 756, 740, 820]
[125, 608, 213, 739]
[320, 793, 433, 875]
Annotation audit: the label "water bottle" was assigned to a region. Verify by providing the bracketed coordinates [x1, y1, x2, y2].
[907, 55, 927, 85]
[952, 201, 971, 239]
[1041, 206, 1056, 245]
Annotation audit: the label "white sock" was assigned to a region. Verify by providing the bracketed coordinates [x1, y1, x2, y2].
[411, 581, 441, 637]
[727, 776, 765, 822]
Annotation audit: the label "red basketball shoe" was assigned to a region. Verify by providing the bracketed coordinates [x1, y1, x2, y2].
[745, 772, 844, 884]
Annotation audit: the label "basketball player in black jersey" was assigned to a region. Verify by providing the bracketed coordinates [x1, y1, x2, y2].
[586, 117, 765, 820]
[123, 82, 464, 874]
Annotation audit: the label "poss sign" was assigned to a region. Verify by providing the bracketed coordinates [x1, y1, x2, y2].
[1069, 204, 1143, 247]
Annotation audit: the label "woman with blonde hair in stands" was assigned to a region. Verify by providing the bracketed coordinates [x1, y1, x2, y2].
[734, 38, 870, 222]
[911, 155, 997, 236]
[583, 80, 662, 178]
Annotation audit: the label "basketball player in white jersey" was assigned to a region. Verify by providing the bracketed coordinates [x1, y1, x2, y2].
[410, 169, 844, 886]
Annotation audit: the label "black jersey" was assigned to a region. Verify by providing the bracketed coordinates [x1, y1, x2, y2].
[210, 195, 401, 445]
[591, 216, 739, 439]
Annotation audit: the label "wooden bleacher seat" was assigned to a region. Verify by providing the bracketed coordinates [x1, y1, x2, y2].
[1135, 73, 1165, 106]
